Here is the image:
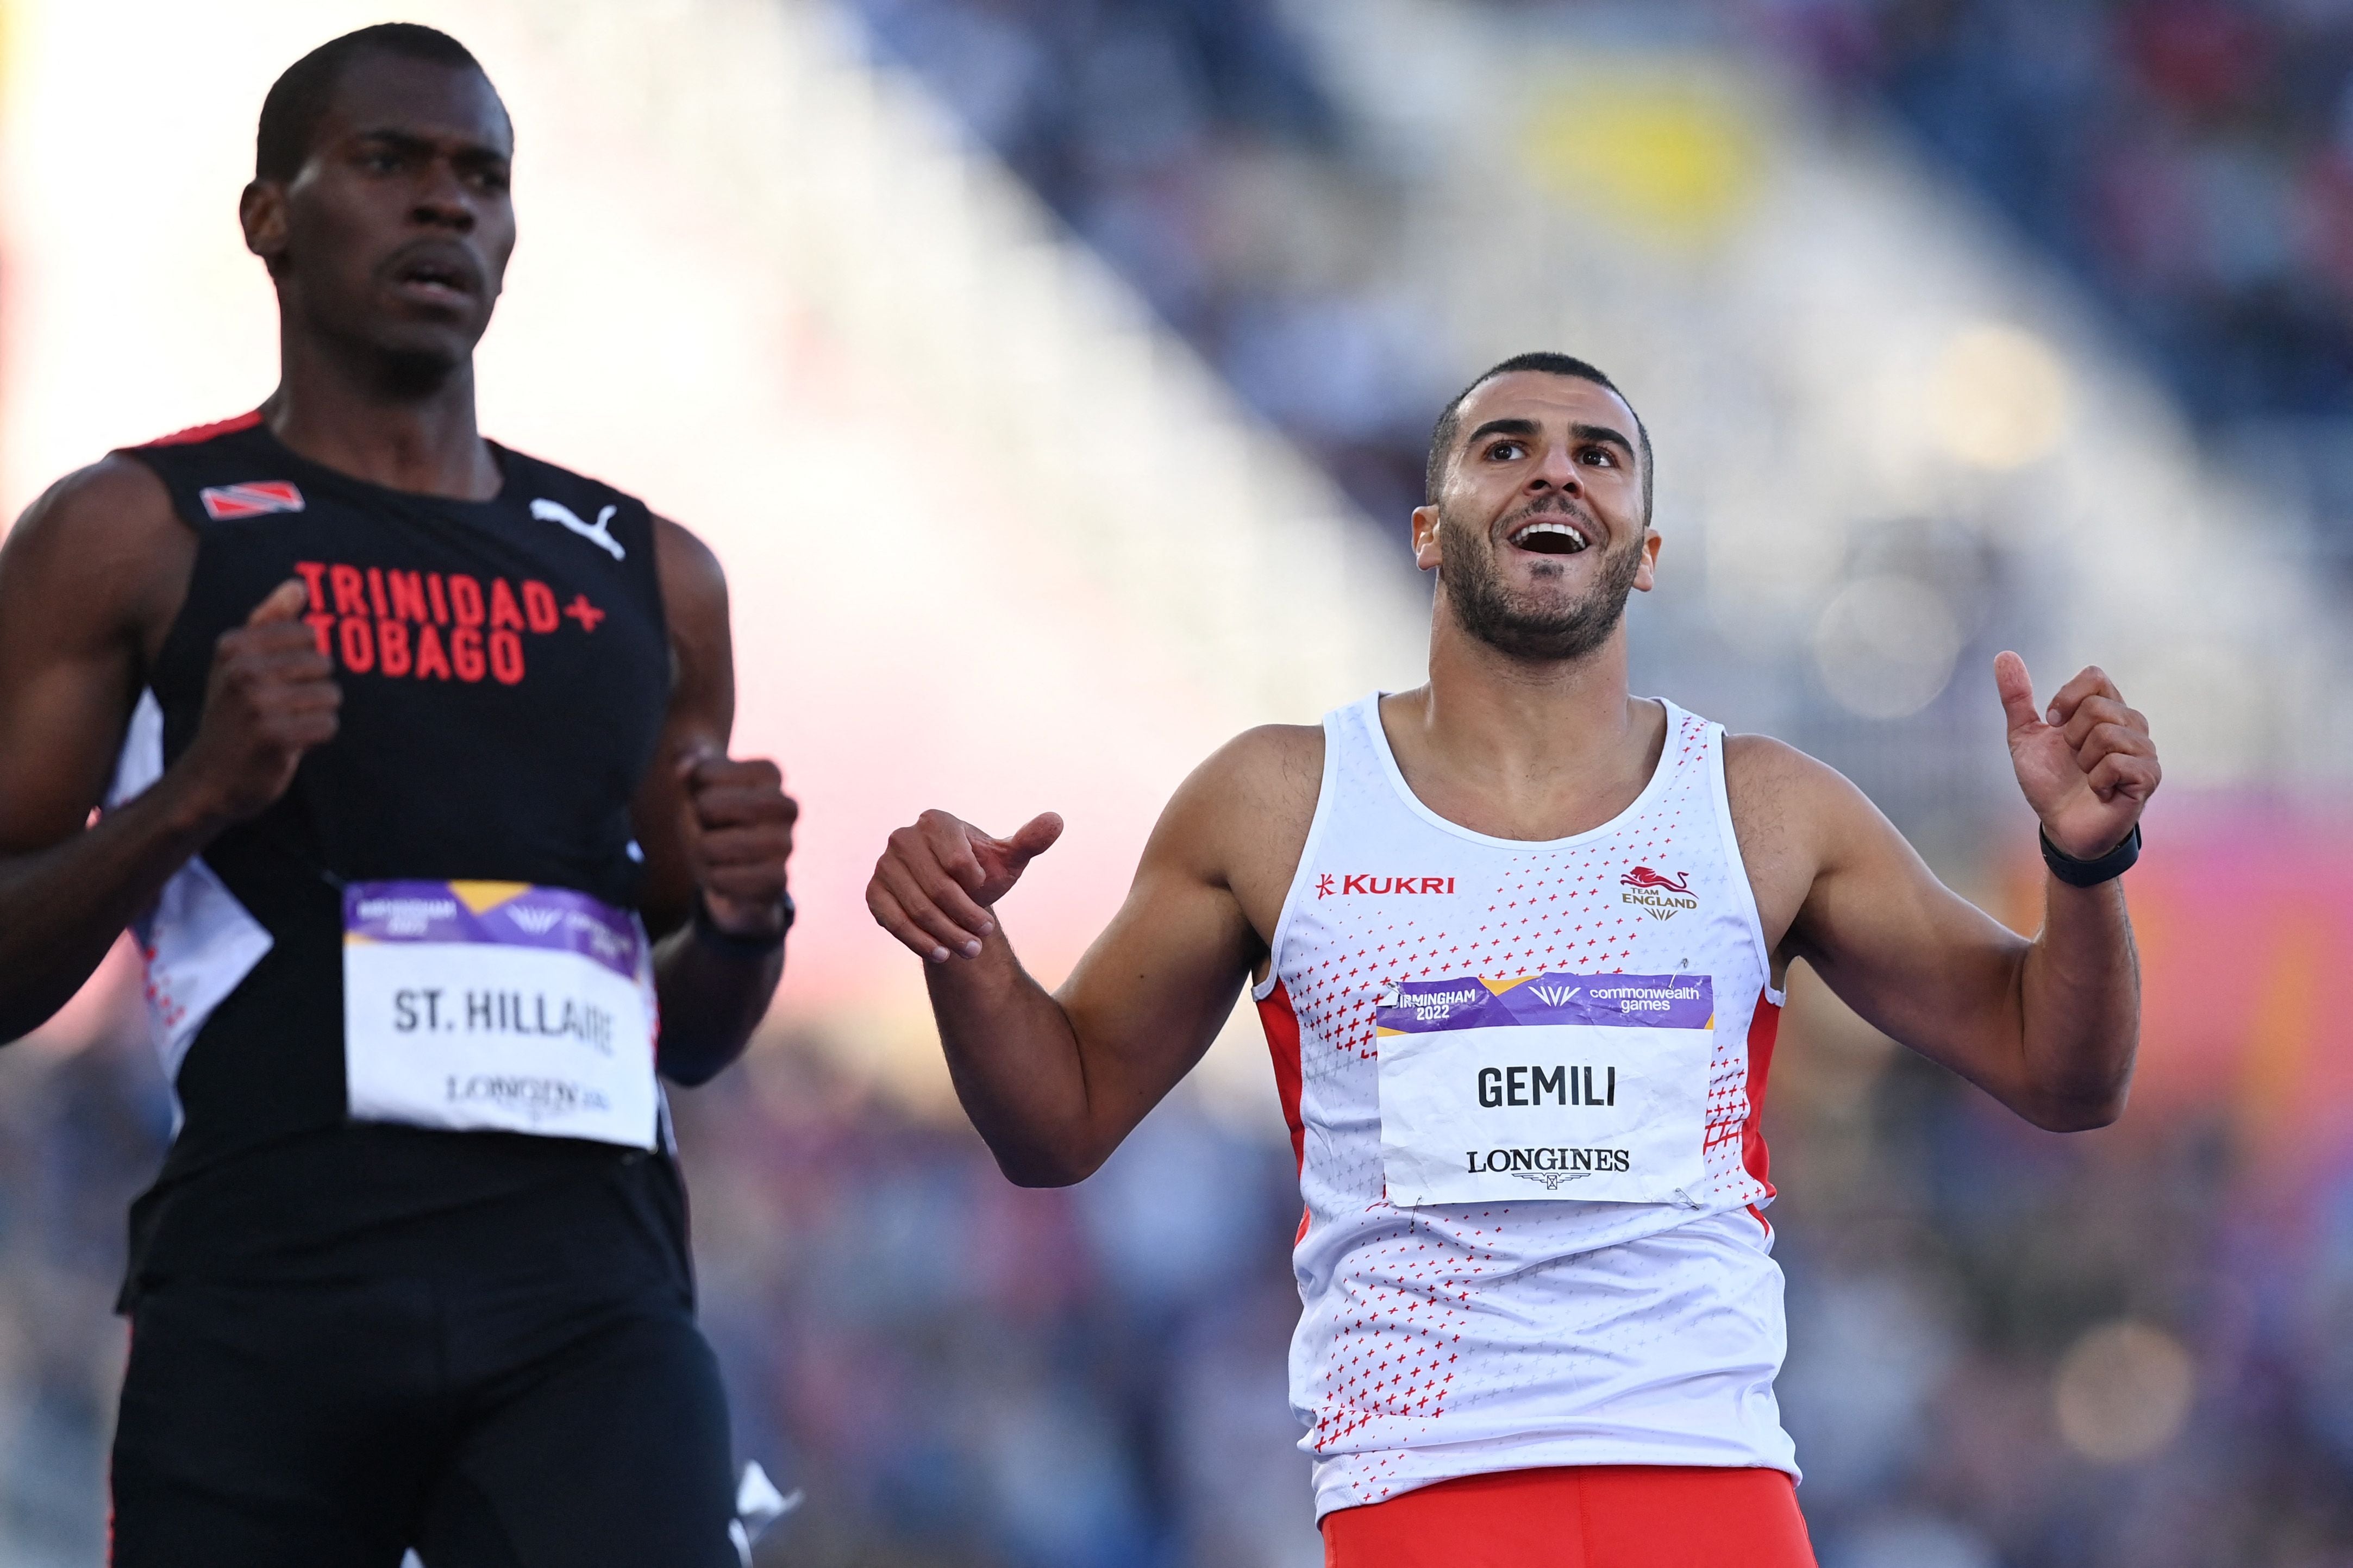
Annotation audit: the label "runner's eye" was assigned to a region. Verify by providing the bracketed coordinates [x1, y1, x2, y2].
[1486, 441, 1526, 462]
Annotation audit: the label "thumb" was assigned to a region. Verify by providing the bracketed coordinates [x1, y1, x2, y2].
[1004, 811, 1065, 862]
[1993, 651, 2042, 736]
[246, 579, 310, 626]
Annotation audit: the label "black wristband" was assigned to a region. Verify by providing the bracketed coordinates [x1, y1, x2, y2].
[692, 890, 793, 954]
[2041, 824, 2141, 888]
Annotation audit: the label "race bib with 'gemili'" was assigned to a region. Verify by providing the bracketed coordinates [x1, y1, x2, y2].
[342, 880, 659, 1150]
[1375, 972, 1714, 1207]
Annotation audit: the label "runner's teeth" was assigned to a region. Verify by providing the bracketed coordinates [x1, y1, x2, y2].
[1513, 520, 1588, 552]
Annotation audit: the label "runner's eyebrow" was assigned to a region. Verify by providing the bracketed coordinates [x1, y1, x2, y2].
[351, 128, 511, 165]
[1462, 418, 1635, 456]
[1464, 418, 1540, 447]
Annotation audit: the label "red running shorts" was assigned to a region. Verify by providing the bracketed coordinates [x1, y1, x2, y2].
[1321, 1465, 1816, 1568]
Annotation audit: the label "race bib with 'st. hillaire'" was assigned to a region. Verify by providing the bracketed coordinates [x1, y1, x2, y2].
[342, 880, 659, 1150]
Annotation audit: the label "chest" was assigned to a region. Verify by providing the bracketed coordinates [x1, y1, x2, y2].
[1276, 841, 1763, 1067]
[145, 494, 672, 899]
[158, 499, 666, 739]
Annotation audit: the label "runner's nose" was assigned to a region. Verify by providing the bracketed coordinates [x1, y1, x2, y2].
[1528, 440, 1581, 496]
[410, 161, 477, 233]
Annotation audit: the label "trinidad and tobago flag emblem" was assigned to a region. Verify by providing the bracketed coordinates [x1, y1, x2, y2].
[198, 480, 305, 520]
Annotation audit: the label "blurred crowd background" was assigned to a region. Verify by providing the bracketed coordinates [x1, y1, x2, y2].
[3, 1, 2351, 1565]
[849, 0, 2353, 553]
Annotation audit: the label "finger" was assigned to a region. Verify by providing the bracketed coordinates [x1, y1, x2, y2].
[274, 713, 341, 750]
[254, 697, 345, 731]
[866, 883, 950, 963]
[701, 871, 788, 911]
[2074, 722, 2156, 770]
[672, 740, 726, 782]
[254, 686, 343, 721]
[1993, 652, 2041, 736]
[684, 755, 782, 792]
[229, 618, 333, 652]
[2061, 695, 2138, 750]
[890, 845, 996, 937]
[2045, 665, 2123, 729]
[917, 812, 989, 893]
[1003, 811, 1066, 862]
[877, 858, 986, 957]
[244, 579, 310, 626]
[694, 825, 794, 869]
[878, 847, 984, 932]
[687, 788, 797, 830]
[240, 642, 339, 681]
[2085, 751, 2160, 803]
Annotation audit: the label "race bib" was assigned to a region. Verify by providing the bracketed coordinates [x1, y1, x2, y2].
[342, 880, 659, 1150]
[1376, 973, 1714, 1206]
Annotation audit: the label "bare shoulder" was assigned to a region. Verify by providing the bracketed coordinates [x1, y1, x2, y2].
[1169, 723, 1322, 836]
[649, 513, 727, 620]
[1146, 723, 1323, 942]
[1196, 722, 1322, 796]
[0, 453, 185, 652]
[7, 452, 179, 551]
[1724, 728, 1878, 812]
[0, 456, 186, 845]
[1722, 731, 1882, 952]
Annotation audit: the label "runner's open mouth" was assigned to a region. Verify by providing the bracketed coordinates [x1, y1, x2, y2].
[396, 261, 473, 294]
[1509, 518, 1590, 554]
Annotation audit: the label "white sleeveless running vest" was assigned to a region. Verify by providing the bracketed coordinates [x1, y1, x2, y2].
[1255, 695, 1797, 1518]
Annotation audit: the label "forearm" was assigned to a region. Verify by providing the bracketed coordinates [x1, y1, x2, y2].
[2013, 875, 2139, 1130]
[652, 924, 783, 1086]
[925, 926, 1102, 1187]
[0, 769, 226, 1041]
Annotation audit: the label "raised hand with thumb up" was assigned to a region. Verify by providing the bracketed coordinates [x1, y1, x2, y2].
[1994, 651, 2159, 864]
[868, 809, 1066, 962]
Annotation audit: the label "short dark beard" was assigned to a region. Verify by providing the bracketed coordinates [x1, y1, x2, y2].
[1438, 506, 1643, 663]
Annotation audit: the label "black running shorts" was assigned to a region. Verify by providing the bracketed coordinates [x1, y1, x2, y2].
[109, 1159, 737, 1568]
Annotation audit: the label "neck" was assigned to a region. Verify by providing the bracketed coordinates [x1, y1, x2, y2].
[1420, 606, 1641, 761]
[1378, 603, 1662, 841]
[263, 322, 501, 501]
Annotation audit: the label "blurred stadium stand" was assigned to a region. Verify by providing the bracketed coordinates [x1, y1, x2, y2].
[0, 1, 2348, 1565]
[1768, 0, 2353, 574]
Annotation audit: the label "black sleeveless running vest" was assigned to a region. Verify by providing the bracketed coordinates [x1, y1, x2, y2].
[116, 412, 680, 1295]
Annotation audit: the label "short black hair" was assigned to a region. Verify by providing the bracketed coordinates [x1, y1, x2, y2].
[256, 24, 494, 183]
[1425, 351, 1654, 518]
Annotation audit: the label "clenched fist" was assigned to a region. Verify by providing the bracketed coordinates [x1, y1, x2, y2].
[1995, 653, 2160, 863]
[679, 749, 797, 936]
[179, 579, 341, 823]
[868, 810, 1064, 962]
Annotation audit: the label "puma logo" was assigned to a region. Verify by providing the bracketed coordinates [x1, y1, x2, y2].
[530, 498, 624, 561]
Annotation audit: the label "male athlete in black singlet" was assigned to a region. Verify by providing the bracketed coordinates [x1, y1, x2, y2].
[0, 27, 791, 1567]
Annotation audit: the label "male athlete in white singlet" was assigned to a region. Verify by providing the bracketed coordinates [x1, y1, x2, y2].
[867, 352, 2156, 1566]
